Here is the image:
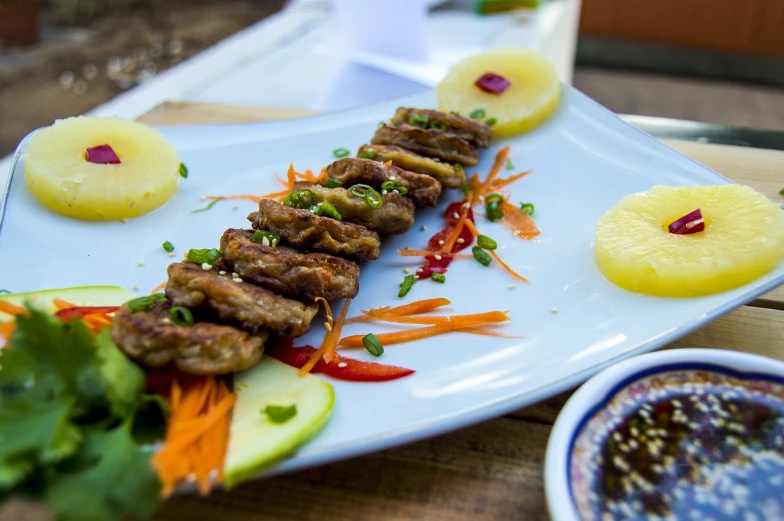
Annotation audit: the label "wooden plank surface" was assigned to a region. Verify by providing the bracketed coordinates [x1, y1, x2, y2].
[133, 101, 784, 521]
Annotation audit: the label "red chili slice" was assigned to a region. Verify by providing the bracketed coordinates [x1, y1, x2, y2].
[271, 338, 415, 382]
[475, 72, 511, 95]
[417, 200, 476, 280]
[668, 209, 705, 235]
[54, 306, 119, 322]
[86, 144, 121, 165]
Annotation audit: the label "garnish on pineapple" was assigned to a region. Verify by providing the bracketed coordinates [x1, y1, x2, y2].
[0, 306, 166, 521]
[668, 208, 705, 235]
[475, 72, 511, 94]
[85, 144, 121, 164]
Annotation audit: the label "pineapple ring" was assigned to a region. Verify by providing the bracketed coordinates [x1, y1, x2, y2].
[24, 116, 181, 221]
[437, 48, 561, 138]
[595, 184, 784, 297]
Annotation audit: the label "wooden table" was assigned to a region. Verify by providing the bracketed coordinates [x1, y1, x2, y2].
[132, 102, 784, 521]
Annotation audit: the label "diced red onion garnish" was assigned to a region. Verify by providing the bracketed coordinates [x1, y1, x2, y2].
[475, 72, 511, 95]
[86, 144, 121, 164]
[668, 209, 705, 235]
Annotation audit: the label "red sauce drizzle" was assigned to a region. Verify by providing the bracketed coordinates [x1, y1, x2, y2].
[417, 200, 475, 280]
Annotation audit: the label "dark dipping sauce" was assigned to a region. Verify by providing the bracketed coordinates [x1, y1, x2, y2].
[570, 368, 784, 521]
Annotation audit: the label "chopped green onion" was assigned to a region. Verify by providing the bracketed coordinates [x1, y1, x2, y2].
[486, 117, 497, 127]
[179, 163, 188, 178]
[333, 147, 350, 158]
[359, 149, 375, 159]
[460, 185, 470, 196]
[486, 202, 504, 221]
[430, 121, 448, 132]
[284, 189, 315, 209]
[519, 202, 535, 216]
[251, 230, 280, 246]
[430, 272, 446, 283]
[470, 108, 486, 120]
[309, 204, 324, 216]
[349, 184, 373, 198]
[320, 200, 342, 220]
[162, 241, 175, 253]
[191, 198, 223, 213]
[409, 114, 429, 128]
[477, 235, 497, 250]
[362, 333, 384, 357]
[453, 163, 464, 172]
[263, 404, 297, 424]
[381, 180, 408, 196]
[450, 110, 461, 116]
[169, 306, 194, 326]
[0, 289, 10, 295]
[323, 178, 343, 188]
[398, 274, 416, 298]
[349, 184, 384, 207]
[505, 158, 515, 170]
[127, 293, 166, 313]
[485, 193, 504, 205]
[472, 246, 492, 266]
[187, 248, 222, 265]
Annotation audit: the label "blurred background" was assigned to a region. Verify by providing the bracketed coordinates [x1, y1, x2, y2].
[1, 0, 783, 157]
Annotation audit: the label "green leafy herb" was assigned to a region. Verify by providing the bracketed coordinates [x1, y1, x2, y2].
[187, 248, 222, 265]
[470, 108, 486, 120]
[430, 272, 446, 283]
[505, 157, 515, 170]
[251, 230, 280, 246]
[0, 307, 165, 521]
[320, 200, 343, 220]
[519, 202, 535, 216]
[362, 333, 384, 356]
[333, 147, 350, 158]
[162, 241, 175, 253]
[179, 163, 188, 178]
[169, 306, 194, 326]
[191, 198, 223, 213]
[127, 293, 166, 312]
[477, 235, 497, 250]
[398, 274, 416, 298]
[430, 121, 448, 132]
[359, 149, 375, 159]
[323, 178, 343, 188]
[472, 246, 492, 266]
[381, 180, 408, 196]
[263, 404, 297, 424]
[408, 114, 429, 128]
[486, 117, 497, 127]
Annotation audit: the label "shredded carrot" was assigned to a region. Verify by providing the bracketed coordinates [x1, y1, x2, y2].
[0, 300, 27, 317]
[299, 298, 334, 376]
[152, 376, 236, 498]
[397, 249, 473, 259]
[204, 163, 328, 205]
[373, 298, 451, 317]
[0, 322, 15, 342]
[461, 327, 524, 339]
[383, 160, 393, 167]
[323, 298, 351, 364]
[484, 170, 533, 193]
[359, 310, 509, 326]
[151, 281, 167, 294]
[500, 201, 540, 240]
[440, 203, 471, 254]
[475, 146, 510, 198]
[462, 219, 529, 283]
[205, 194, 262, 203]
[338, 319, 509, 348]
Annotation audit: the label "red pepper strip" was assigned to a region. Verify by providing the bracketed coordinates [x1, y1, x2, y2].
[270, 338, 415, 382]
[54, 306, 119, 322]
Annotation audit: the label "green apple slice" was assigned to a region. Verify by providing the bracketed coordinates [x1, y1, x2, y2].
[224, 357, 334, 488]
[0, 285, 135, 323]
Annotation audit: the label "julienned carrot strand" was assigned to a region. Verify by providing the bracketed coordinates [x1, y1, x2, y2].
[489, 250, 529, 283]
[300, 298, 335, 376]
[500, 201, 540, 240]
[323, 298, 352, 365]
[380, 298, 451, 316]
[461, 327, 524, 339]
[0, 322, 15, 342]
[441, 204, 471, 253]
[361, 310, 509, 326]
[484, 170, 532, 192]
[206, 194, 262, 203]
[150, 281, 167, 295]
[463, 219, 481, 238]
[0, 300, 27, 316]
[397, 249, 473, 259]
[339, 319, 510, 348]
[478, 146, 510, 196]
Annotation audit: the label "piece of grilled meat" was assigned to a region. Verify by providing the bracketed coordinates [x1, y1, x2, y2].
[166, 260, 318, 337]
[111, 299, 266, 375]
[389, 107, 493, 148]
[292, 181, 415, 234]
[220, 228, 360, 300]
[326, 157, 441, 208]
[371, 123, 479, 167]
[249, 199, 381, 261]
[357, 144, 465, 188]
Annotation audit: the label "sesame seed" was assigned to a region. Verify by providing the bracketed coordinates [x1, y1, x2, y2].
[233, 278, 243, 283]
[452, 212, 460, 219]
[219, 270, 227, 275]
[167, 252, 176, 257]
[551, 306, 558, 313]
[456, 238, 465, 244]
[420, 225, 427, 231]
[262, 236, 270, 247]
[324, 322, 332, 331]
[416, 268, 423, 273]
[202, 263, 212, 271]
[508, 284, 516, 290]
[434, 254, 442, 260]
[137, 261, 144, 266]
[382, 190, 388, 195]
[438, 240, 445, 245]
[461, 201, 470, 209]
[131, 285, 139, 291]
[445, 315, 451, 322]
[403, 268, 411, 274]
[389, 175, 396, 180]
[338, 362, 347, 368]
[232, 205, 238, 210]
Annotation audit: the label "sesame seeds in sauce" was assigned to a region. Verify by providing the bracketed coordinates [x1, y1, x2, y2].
[570, 370, 784, 520]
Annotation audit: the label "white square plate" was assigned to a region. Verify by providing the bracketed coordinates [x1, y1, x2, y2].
[3, 88, 783, 478]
